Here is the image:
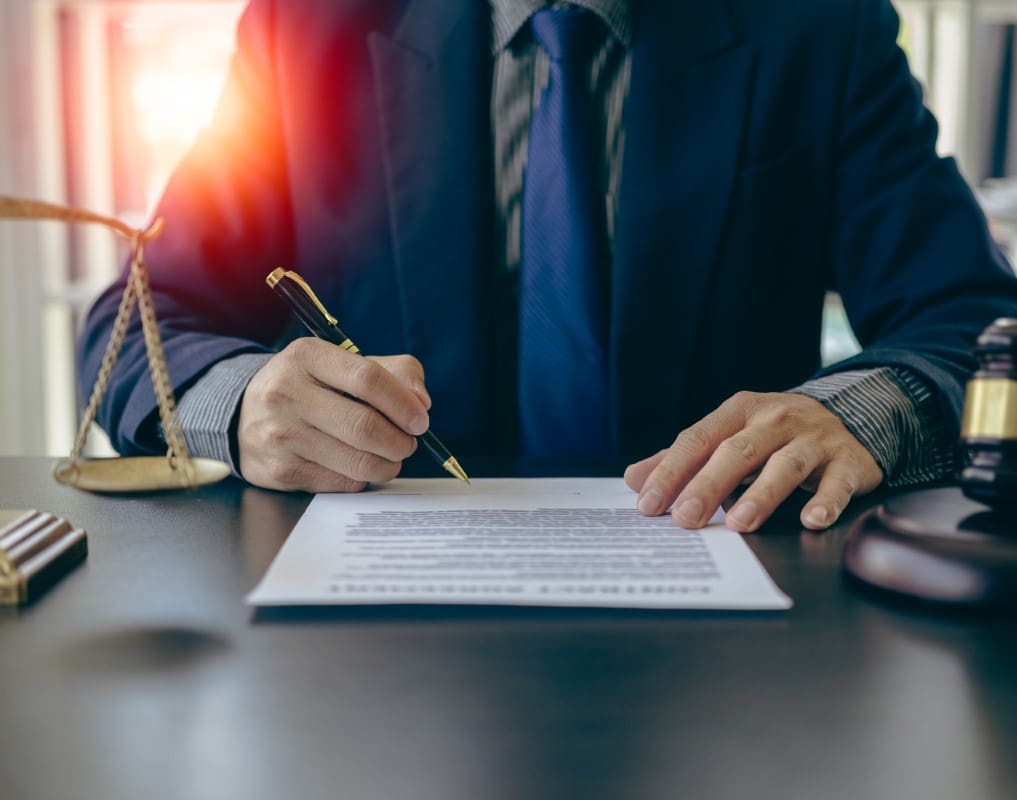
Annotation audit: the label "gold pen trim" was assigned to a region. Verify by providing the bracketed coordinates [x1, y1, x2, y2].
[442, 457, 471, 484]
[265, 267, 285, 288]
[266, 267, 339, 327]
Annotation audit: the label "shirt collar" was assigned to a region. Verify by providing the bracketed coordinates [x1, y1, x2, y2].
[489, 0, 633, 54]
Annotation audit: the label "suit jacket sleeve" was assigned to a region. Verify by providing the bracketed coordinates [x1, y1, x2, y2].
[77, 0, 292, 454]
[815, 0, 1017, 439]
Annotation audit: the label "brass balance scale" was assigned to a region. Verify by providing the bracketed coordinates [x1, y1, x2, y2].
[1, 195, 230, 492]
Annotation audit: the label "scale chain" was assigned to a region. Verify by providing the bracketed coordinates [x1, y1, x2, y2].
[129, 238, 193, 471]
[1, 194, 218, 490]
[67, 260, 138, 463]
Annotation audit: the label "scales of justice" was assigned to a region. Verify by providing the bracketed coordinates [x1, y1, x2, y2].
[1, 195, 230, 492]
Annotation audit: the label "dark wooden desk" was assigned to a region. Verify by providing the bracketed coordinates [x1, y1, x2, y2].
[1, 456, 1015, 800]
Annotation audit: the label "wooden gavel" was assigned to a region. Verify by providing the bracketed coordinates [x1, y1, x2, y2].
[960, 318, 1017, 512]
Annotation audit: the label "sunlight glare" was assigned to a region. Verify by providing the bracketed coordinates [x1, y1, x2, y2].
[131, 69, 224, 150]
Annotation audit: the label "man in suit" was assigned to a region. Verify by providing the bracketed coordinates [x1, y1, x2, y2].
[79, 0, 1017, 533]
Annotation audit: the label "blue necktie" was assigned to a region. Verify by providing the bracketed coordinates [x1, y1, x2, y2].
[518, 7, 610, 458]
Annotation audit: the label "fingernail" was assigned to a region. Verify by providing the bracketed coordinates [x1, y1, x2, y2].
[804, 506, 830, 528]
[675, 497, 704, 527]
[637, 488, 663, 516]
[727, 501, 758, 531]
[409, 413, 429, 436]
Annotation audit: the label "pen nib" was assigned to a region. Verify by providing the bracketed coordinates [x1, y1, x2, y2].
[442, 457, 470, 484]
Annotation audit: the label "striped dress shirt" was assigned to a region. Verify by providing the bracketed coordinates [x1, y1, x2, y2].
[174, 0, 954, 488]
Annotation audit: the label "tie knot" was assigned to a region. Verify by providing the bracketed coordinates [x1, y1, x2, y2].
[530, 6, 604, 64]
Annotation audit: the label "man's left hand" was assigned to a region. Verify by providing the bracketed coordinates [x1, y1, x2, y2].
[624, 392, 884, 532]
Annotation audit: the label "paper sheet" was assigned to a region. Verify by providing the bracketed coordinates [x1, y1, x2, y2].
[245, 478, 792, 610]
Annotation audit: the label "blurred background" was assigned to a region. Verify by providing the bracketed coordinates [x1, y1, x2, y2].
[2, 0, 1017, 459]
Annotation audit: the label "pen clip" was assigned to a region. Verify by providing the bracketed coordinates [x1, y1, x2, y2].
[267, 268, 338, 326]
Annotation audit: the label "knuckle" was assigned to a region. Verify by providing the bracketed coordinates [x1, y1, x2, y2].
[286, 336, 318, 364]
[674, 425, 712, 456]
[268, 458, 308, 488]
[717, 434, 759, 464]
[396, 354, 425, 379]
[729, 390, 759, 408]
[832, 441, 866, 466]
[772, 448, 810, 478]
[346, 406, 379, 445]
[263, 422, 294, 449]
[349, 358, 381, 396]
[826, 448, 856, 473]
[770, 403, 802, 429]
[260, 374, 294, 408]
[346, 451, 388, 482]
[824, 472, 858, 499]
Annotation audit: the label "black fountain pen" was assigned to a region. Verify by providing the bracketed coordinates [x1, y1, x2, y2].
[266, 268, 470, 483]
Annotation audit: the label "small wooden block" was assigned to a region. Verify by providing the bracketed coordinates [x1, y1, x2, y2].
[0, 509, 88, 606]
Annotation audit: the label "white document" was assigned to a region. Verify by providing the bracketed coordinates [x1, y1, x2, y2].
[246, 478, 792, 610]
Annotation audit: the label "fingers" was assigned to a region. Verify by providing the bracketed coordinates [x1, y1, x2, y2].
[300, 381, 418, 462]
[250, 455, 370, 494]
[723, 443, 823, 532]
[237, 339, 433, 493]
[800, 465, 862, 530]
[672, 425, 792, 529]
[631, 393, 755, 517]
[295, 340, 430, 437]
[626, 391, 885, 532]
[246, 421, 403, 491]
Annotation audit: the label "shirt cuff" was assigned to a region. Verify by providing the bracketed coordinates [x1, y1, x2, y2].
[788, 367, 956, 488]
[173, 352, 273, 477]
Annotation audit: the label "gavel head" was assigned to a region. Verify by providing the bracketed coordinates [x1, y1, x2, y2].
[960, 318, 1017, 509]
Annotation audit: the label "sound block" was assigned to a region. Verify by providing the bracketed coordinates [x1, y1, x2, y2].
[844, 487, 1017, 609]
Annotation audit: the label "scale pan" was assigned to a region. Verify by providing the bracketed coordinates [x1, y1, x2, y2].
[52, 457, 231, 492]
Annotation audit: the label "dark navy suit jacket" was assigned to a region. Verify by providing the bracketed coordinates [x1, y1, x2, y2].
[79, 0, 1017, 464]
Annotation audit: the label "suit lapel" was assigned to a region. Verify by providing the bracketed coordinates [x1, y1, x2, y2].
[612, 0, 757, 458]
[369, 0, 493, 440]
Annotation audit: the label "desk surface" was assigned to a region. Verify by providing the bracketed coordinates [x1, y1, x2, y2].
[1, 456, 1015, 800]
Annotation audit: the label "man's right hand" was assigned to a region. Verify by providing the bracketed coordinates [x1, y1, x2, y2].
[236, 338, 431, 492]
